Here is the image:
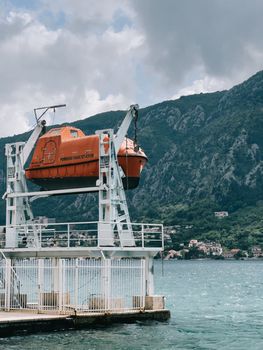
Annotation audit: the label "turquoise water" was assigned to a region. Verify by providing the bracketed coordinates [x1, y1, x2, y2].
[1, 260, 263, 349]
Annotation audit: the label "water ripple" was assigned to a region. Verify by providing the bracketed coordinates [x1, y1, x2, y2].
[1, 260, 263, 349]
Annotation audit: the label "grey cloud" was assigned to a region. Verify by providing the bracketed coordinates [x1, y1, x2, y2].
[132, 0, 263, 86]
[0, 4, 141, 136]
[1, 0, 263, 137]
[0, 14, 29, 42]
[0, 2, 138, 101]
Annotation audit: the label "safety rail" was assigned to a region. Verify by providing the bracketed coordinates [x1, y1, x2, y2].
[0, 250, 23, 310]
[0, 221, 164, 250]
[0, 258, 146, 313]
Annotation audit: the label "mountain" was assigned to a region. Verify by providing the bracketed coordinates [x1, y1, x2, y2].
[1, 71, 263, 249]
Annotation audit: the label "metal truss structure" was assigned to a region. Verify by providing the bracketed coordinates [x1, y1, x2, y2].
[1, 105, 162, 302]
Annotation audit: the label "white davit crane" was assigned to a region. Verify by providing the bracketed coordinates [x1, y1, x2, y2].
[4, 104, 140, 249]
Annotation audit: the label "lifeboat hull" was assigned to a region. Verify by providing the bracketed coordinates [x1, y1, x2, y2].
[25, 126, 147, 191]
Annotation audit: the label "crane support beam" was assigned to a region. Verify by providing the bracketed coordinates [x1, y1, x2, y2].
[114, 104, 139, 153]
[6, 186, 99, 199]
[20, 120, 46, 167]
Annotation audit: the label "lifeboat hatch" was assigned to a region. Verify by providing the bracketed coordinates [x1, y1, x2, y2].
[42, 140, 57, 164]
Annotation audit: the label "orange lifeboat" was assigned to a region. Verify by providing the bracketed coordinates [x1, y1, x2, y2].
[25, 126, 147, 190]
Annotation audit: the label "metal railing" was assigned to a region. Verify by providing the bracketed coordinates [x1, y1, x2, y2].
[0, 258, 146, 314]
[0, 221, 163, 250]
[0, 250, 24, 311]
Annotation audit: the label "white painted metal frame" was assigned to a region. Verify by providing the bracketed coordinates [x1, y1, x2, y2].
[3, 105, 140, 252]
[4, 120, 46, 248]
[0, 258, 146, 313]
[0, 221, 164, 252]
[2, 105, 159, 307]
[96, 129, 135, 247]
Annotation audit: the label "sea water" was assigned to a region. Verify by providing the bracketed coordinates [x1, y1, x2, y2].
[1, 260, 263, 350]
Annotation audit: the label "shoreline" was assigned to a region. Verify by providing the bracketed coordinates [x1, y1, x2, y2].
[162, 256, 263, 261]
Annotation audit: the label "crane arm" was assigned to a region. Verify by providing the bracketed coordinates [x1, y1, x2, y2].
[20, 120, 46, 167]
[20, 104, 66, 167]
[114, 104, 139, 154]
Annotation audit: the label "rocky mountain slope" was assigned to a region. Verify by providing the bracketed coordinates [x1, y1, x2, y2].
[1, 71, 263, 248]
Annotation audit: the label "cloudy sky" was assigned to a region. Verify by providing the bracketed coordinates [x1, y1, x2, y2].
[0, 0, 263, 137]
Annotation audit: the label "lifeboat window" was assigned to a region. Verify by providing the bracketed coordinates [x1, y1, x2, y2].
[70, 130, 78, 138]
[49, 129, 61, 135]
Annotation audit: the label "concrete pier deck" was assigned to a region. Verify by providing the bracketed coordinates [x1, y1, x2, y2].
[0, 310, 171, 337]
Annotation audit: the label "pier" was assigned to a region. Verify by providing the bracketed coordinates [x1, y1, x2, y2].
[0, 309, 170, 337]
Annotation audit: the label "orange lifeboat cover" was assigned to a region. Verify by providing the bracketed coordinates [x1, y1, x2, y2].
[25, 126, 147, 190]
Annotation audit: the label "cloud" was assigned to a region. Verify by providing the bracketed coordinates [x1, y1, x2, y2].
[131, 0, 263, 96]
[171, 76, 231, 100]
[78, 89, 131, 117]
[1, 0, 263, 137]
[0, 1, 142, 137]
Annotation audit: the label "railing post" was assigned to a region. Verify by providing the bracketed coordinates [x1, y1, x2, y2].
[39, 226, 42, 248]
[67, 224, 70, 248]
[74, 259, 79, 310]
[58, 259, 63, 312]
[161, 224, 164, 249]
[107, 259, 111, 311]
[142, 225, 144, 249]
[102, 259, 111, 312]
[4, 258, 11, 311]
[141, 259, 146, 309]
[97, 222, 99, 247]
[38, 259, 44, 311]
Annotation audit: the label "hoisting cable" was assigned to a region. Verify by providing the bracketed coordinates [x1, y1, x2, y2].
[52, 107, 56, 125]
[34, 104, 66, 123]
[125, 137, 129, 190]
[2, 147, 6, 190]
[27, 104, 66, 134]
[133, 107, 139, 152]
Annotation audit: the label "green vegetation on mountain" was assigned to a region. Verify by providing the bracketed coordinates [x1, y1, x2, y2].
[1, 71, 263, 249]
